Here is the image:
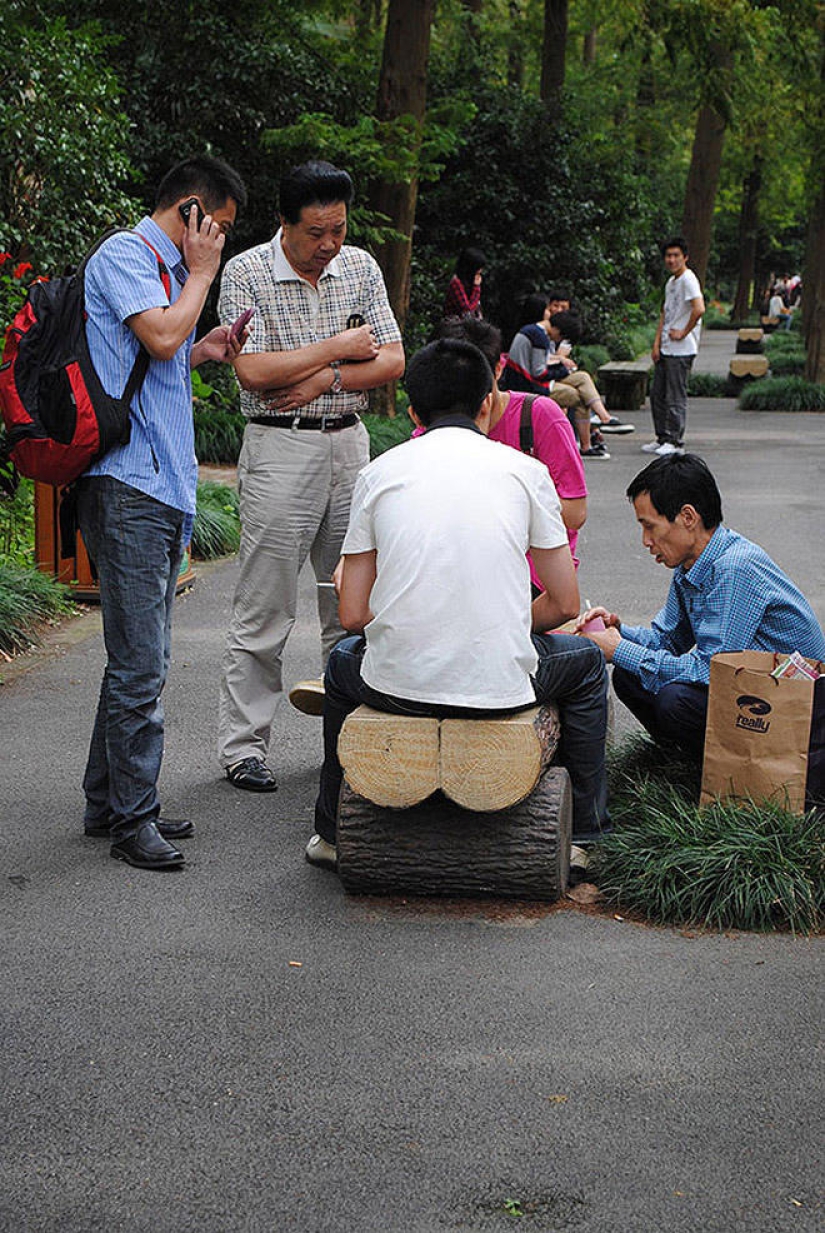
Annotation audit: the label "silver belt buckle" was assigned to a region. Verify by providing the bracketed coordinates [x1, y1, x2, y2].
[320, 413, 340, 432]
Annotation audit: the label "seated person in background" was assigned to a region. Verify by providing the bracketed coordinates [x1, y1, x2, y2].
[768, 284, 794, 331]
[306, 339, 609, 869]
[576, 453, 825, 762]
[544, 291, 634, 438]
[443, 246, 486, 319]
[436, 314, 587, 579]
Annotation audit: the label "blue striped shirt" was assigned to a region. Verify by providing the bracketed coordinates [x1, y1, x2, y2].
[613, 525, 825, 691]
[83, 218, 198, 523]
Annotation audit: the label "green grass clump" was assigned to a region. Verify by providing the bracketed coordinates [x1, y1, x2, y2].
[193, 408, 246, 465]
[596, 735, 823, 934]
[687, 372, 728, 397]
[191, 481, 240, 560]
[0, 562, 73, 655]
[764, 330, 805, 354]
[574, 344, 610, 376]
[363, 411, 413, 458]
[767, 352, 806, 377]
[739, 376, 825, 412]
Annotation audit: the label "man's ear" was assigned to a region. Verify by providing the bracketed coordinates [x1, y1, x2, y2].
[408, 404, 424, 429]
[475, 391, 494, 436]
[679, 503, 701, 529]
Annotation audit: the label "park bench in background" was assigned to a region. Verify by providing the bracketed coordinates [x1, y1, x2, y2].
[597, 360, 651, 411]
[335, 704, 572, 900]
[729, 353, 769, 392]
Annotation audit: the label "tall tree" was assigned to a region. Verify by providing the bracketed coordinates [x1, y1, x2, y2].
[370, 0, 436, 332]
[540, 0, 568, 107]
[731, 153, 764, 320]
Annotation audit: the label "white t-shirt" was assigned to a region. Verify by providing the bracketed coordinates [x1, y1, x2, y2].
[661, 267, 703, 357]
[342, 424, 569, 708]
[768, 294, 786, 318]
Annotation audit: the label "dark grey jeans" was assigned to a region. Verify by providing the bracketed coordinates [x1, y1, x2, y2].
[77, 477, 185, 842]
[650, 354, 694, 446]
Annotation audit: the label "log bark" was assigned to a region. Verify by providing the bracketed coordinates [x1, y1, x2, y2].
[732, 154, 763, 323]
[540, 0, 568, 108]
[337, 766, 573, 901]
[681, 100, 727, 287]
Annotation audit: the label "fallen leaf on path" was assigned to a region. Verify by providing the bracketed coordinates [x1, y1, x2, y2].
[566, 882, 604, 904]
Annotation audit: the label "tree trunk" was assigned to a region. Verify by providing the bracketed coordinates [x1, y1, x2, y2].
[507, 0, 524, 90]
[583, 26, 597, 65]
[732, 153, 763, 323]
[368, 0, 435, 413]
[633, 42, 655, 163]
[803, 176, 825, 384]
[540, 0, 568, 107]
[681, 101, 727, 287]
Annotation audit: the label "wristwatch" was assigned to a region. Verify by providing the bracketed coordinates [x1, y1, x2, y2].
[329, 361, 343, 394]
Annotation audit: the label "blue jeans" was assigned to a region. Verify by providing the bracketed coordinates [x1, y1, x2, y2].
[612, 664, 708, 762]
[314, 633, 609, 845]
[77, 477, 185, 842]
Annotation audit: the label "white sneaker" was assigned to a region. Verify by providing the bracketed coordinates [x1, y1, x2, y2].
[641, 440, 662, 453]
[289, 678, 325, 716]
[305, 834, 337, 869]
[654, 441, 683, 456]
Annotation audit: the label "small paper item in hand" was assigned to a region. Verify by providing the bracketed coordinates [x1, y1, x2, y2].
[770, 651, 820, 681]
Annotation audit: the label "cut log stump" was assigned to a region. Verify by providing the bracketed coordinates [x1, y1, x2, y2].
[729, 355, 769, 379]
[735, 328, 764, 355]
[336, 766, 573, 900]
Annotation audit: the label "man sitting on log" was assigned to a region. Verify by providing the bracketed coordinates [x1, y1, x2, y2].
[305, 338, 610, 869]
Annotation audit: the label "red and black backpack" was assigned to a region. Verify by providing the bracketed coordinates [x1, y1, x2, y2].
[0, 230, 170, 486]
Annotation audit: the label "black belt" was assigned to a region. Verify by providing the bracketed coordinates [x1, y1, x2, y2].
[248, 413, 359, 433]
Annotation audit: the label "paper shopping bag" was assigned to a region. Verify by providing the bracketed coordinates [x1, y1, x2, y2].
[700, 651, 820, 813]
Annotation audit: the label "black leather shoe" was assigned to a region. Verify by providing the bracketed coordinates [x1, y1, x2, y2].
[110, 823, 185, 870]
[225, 756, 278, 792]
[86, 816, 194, 839]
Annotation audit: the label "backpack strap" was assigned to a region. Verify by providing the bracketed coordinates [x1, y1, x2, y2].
[519, 394, 537, 456]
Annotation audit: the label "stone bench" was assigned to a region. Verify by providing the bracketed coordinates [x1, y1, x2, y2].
[597, 360, 651, 411]
[335, 704, 572, 900]
[735, 328, 765, 355]
[729, 354, 769, 391]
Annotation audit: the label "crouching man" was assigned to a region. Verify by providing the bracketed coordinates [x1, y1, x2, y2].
[305, 339, 610, 869]
[576, 453, 825, 762]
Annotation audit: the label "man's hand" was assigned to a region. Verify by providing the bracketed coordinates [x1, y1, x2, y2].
[579, 625, 622, 661]
[333, 324, 380, 362]
[191, 324, 246, 368]
[651, 340, 661, 362]
[181, 209, 226, 284]
[573, 605, 621, 633]
[266, 367, 334, 414]
[668, 326, 686, 342]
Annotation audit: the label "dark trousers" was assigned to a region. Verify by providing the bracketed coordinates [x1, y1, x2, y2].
[612, 665, 708, 761]
[650, 355, 693, 446]
[315, 633, 609, 845]
[77, 477, 185, 843]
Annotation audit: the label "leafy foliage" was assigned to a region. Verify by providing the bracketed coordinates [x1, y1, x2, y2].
[738, 376, 825, 412]
[597, 735, 823, 933]
[0, 561, 73, 655]
[191, 482, 240, 560]
[687, 372, 729, 397]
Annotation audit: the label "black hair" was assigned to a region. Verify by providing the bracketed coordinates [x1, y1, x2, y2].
[548, 310, 582, 343]
[454, 247, 486, 294]
[626, 454, 723, 528]
[155, 155, 247, 214]
[279, 161, 354, 224]
[405, 339, 493, 426]
[515, 292, 549, 330]
[546, 288, 571, 305]
[435, 315, 502, 373]
[661, 235, 689, 256]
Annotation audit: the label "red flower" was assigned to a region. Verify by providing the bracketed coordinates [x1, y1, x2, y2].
[13, 262, 33, 279]
[0, 252, 13, 264]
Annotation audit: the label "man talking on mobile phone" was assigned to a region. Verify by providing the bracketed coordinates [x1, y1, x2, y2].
[217, 160, 404, 792]
[77, 155, 247, 870]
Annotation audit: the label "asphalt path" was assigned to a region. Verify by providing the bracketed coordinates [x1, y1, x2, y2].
[1, 332, 823, 1232]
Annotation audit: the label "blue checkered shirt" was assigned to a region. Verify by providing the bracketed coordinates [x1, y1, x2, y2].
[218, 231, 401, 421]
[613, 525, 825, 691]
[84, 218, 198, 530]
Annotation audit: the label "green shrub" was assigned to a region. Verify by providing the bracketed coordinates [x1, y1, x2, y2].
[191, 481, 240, 559]
[596, 735, 823, 933]
[193, 408, 246, 465]
[739, 377, 825, 412]
[0, 561, 73, 655]
[575, 344, 610, 375]
[687, 372, 729, 398]
[764, 331, 805, 354]
[0, 472, 34, 564]
[363, 412, 412, 459]
[767, 352, 806, 377]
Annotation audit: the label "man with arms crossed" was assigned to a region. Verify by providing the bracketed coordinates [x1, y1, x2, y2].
[577, 454, 825, 767]
[306, 338, 609, 869]
[218, 161, 404, 792]
[79, 155, 247, 870]
[644, 236, 705, 457]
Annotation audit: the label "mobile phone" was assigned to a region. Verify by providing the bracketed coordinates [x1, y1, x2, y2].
[346, 313, 366, 330]
[179, 197, 205, 229]
[229, 306, 256, 340]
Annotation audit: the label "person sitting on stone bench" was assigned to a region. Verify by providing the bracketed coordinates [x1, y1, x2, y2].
[305, 338, 610, 870]
[575, 453, 825, 765]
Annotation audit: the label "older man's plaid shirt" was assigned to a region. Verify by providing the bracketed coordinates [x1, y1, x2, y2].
[219, 233, 401, 421]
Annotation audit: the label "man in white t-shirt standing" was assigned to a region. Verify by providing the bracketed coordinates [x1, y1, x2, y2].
[643, 236, 705, 458]
[306, 339, 609, 870]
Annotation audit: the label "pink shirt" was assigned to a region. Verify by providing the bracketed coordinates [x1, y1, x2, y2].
[489, 391, 587, 584]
